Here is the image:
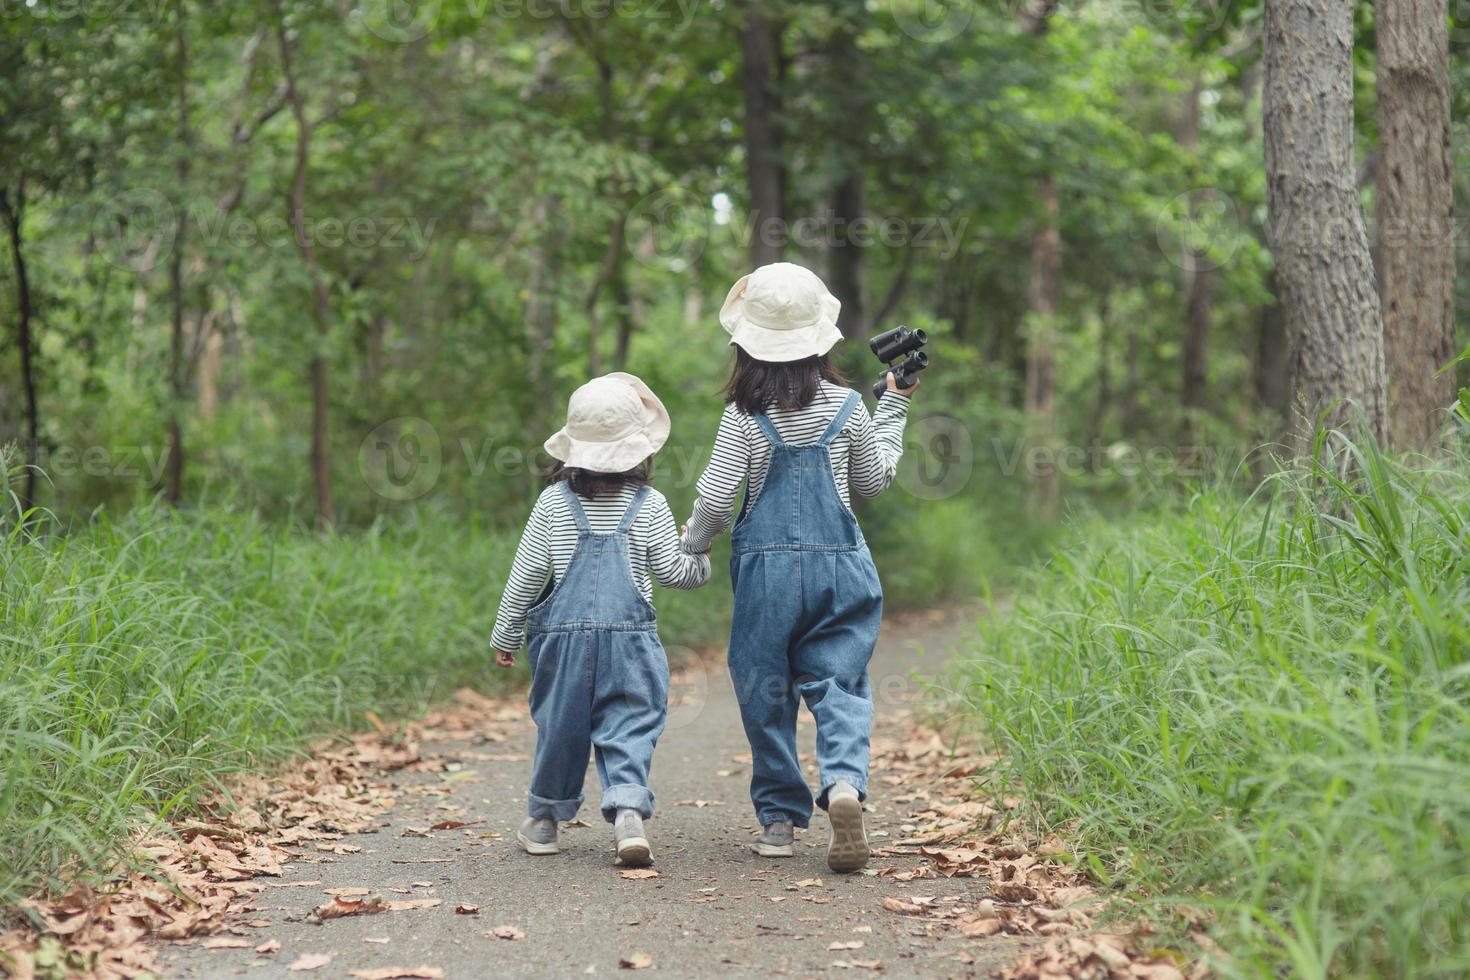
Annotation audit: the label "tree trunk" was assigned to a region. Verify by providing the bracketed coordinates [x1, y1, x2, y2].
[0, 184, 38, 513]
[827, 170, 868, 338]
[1262, 0, 1386, 447]
[1377, 0, 1455, 452]
[1024, 175, 1061, 519]
[1176, 80, 1213, 424]
[165, 0, 190, 506]
[739, 3, 784, 267]
[1089, 293, 1112, 446]
[1121, 324, 1141, 438]
[1255, 283, 1291, 420]
[1020, 0, 1061, 517]
[276, 12, 335, 528]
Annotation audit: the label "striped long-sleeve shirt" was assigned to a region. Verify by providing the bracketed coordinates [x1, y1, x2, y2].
[490, 483, 710, 652]
[682, 382, 911, 554]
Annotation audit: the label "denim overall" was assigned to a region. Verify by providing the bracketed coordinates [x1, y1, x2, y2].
[728, 390, 884, 829]
[523, 482, 670, 824]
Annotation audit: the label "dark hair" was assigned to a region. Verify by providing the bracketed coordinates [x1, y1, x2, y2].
[722, 348, 848, 415]
[545, 460, 653, 498]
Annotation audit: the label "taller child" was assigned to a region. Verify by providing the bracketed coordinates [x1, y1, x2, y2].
[682, 263, 916, 873]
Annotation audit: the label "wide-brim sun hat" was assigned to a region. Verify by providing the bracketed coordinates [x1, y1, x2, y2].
[719, 262, 844, 363]
[544, 372, 671, 473]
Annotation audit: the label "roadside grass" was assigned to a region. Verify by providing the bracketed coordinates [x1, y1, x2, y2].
[955, 435, 1470, 977]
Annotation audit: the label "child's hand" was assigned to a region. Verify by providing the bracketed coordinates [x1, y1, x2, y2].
[887, 373, 921, 396]
[495, 649, 516, 668]
[681, 525, 711, 556]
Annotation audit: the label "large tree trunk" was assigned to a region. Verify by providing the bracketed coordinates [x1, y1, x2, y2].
[739, 3, 784, 267]
[276, 13, 335, 528]
[165, 0, 190, 506]
[1377, 0, 1455, 452]
[1089, 292, 1112, 446]
[1262, 0, 1386, 447]
[1255, 282, 1292, 420]
[0, 184, 38, 513]
[828, 170, 868, 338]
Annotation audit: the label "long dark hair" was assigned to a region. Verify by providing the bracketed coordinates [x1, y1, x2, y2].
[722, 348, 848, 415]
[545, 459, 653, 498]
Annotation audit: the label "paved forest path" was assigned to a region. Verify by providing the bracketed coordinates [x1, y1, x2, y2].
[162, 605, 1031, 979]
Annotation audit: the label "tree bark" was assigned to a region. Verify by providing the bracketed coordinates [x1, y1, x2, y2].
[827, 170, 868, 338]
[739, 3, 784, 267]
[276, 12, 336, 528]
[1262, 0, 1386, 447]
[1121, 324, 1141, 438]
[1377, 0, 1455, 452]
[0, 183, 37, 513]
[1024, 175, 1061, 519]
[1176, 80, 1213, 424]
[1255, 281, 1291, 419]
[165, 0, 190, 506]
[1089, 292, 1112, 446]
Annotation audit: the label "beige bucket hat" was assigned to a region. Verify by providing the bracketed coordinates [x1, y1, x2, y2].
[543, 372, 671, 473]
[719, 262, 844, 363]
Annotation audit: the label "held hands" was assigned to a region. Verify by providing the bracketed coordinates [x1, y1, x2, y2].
[681, 525, 712, 556]
[495, 649, 516, 668]
[887, 372, 921, 396]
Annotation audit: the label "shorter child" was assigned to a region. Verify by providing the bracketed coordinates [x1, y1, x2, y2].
[491, 373, 710, 866]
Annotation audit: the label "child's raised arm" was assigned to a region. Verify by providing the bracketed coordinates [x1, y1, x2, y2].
[850, 389, 912, 499]
[490, 494, 554, 657]
[682, 406, 750, 554]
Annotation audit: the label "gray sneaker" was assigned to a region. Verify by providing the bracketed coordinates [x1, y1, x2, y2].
[613, 808, 653, 867]
[752, 820, 795, 858]
[516, 816, 559, 856]
[825, 781, 869, 873]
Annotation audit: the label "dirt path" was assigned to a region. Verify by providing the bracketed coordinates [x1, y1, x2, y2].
[158, 605, 1032, 979]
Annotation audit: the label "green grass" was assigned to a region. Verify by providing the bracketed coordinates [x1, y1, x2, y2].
[954, 436, 1470, 977]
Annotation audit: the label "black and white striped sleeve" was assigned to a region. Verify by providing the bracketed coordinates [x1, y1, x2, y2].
[683, 407, 751, 555]
[643, 492, 711, 590]
[490, 493, 553, 652]
[849, 391, 911, 498]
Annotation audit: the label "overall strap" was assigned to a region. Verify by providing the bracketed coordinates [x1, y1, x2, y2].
[750, 412, 784, 447]
[817, 391, 861, 447]
[617, 484, 652, 533]
[559, 480, 591, 533]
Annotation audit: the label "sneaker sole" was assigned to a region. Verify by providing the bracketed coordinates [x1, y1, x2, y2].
[516, 831, 560, 856]
[752, 841, 795, 858]
[827, 796, 869, 873]
[614, 837, 653, 867]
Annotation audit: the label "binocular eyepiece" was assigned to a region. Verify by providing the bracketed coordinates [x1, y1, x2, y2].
[869, 325, 929, 397]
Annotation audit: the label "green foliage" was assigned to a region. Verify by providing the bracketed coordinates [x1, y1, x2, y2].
[954, 434, 1470, 977]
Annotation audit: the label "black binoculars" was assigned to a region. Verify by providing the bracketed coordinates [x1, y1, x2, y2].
[869, 325, 929, 398]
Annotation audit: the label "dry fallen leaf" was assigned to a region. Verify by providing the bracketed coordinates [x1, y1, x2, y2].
[881, 897, 923, 915]
[347, 968, 445, 979]
[324, 887, 373, 897]
[202, 937, 252, 949]
[256, 939, 282, 954]
[619, 952, 654, 970]
[288, 952, 333, 971]
[793, 877, 824, 888]
[619, 869, 660, 880]
[312, 895, 385, 920]
[384, 898, 443, 912]
[455, 904, 479, 915]
[488, 925, 525, 941]
[828, 940, 865, 951]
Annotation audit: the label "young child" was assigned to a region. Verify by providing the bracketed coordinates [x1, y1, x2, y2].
[683, 263, 916, 873]
[492, 372, 710, 867]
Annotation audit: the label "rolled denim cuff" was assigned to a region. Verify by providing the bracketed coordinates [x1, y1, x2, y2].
[528, 791, 583, 823]
[600, 783, 655, 822]
[758, 808, 812, 831]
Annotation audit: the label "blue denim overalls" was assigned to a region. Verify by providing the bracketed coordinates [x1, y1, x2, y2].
[728, 390, 884, 829]
[523, 482, 670, 824]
